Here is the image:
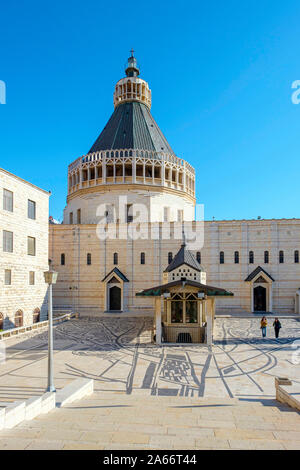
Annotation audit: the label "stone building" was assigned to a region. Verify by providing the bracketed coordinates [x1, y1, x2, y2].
[0, 168, 50, 329]
[49, 52, 300, 317]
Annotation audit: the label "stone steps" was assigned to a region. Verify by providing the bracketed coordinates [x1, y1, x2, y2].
[0, 391, 300, 449]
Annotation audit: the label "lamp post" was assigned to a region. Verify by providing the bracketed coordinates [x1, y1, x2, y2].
[44, 270, 58, 392]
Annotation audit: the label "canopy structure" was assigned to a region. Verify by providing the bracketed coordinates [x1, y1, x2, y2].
[136, 279, 233, 298]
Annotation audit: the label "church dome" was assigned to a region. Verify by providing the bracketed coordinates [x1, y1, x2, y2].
[65, 51, 196, 225]
[88, 50, 174, 155]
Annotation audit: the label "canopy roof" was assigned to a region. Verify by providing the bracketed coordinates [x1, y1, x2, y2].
[88, 101, 175, 155]
[244, 266, 274, 282]
[136, 279, 234, 297]
[164, 242, 203, 273]
[102, 267, 129, 283]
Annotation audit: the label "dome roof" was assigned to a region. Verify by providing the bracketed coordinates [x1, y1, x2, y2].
[88, 101, 175, 155]
[164, 243, 203, 273]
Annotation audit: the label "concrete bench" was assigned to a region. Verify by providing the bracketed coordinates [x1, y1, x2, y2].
[56, 378, 94, 408]
[275, 377, 300, 412]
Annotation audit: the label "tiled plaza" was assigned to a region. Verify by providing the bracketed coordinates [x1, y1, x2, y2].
[0, 316, 299, 449]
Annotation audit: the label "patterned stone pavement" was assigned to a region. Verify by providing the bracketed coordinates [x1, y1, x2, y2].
[0, 317, 300, 401]
[0, 316, 300, 450]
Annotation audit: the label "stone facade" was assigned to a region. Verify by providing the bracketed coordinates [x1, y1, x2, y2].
[0, 168, 50, 329]
[49, 218, 300, 316]
[48, 54, 300, 317]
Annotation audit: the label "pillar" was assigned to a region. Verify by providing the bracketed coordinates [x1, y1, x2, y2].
[132, 156, 136, 184]
[102, 158, 106, 184]
[206, 298, 213, 347]
[155, 297, 162, 345]
[269, 283, 273, 312]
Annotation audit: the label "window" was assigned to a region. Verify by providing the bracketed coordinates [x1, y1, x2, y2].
[126, 204, 133, 223]
[113, 252, 118, 265]
[295, 250, 299, 264]
[87, 253, 92, 265]
[69, 212, 73, 224]
[264, 250, 269, 264]
[29, 271, 35, 285]
[3, 231, 13, 253]
[168, 252, 173, 264]
[28, 200, 36, 219]
[0, 313, 3, 330]
[249, 251, 254, 264]
[186, 299, 198, 323]
[27, 237, 36, 256]
[140, 252, 145, 264]
[220, 251, 224, 264]
[4, 269, 11, 285]
[33, 308, 40, 324]
[163, 207, 169, 222]
[77, 208, 81, 224]
[279, 250, 284, 264]
[171, 296, 183, 323]
[15, 310, 23, 328]
[196, 252, 201, 264]
[3, 189, 13, 212]
[61, 253, 65, 265]
[234, 251, 239, 264]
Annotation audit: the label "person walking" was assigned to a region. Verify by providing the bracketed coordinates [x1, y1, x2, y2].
[260, 316, 268, 338]
[273, 318, 282, 339]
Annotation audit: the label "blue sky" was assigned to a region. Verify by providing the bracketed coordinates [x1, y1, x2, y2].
[1, 0, 300, 221]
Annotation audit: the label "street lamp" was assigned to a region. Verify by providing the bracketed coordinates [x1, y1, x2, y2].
[44, 270, 58, 392]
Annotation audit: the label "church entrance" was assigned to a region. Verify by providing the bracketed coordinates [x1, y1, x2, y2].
[109, 285, 121, 311]
[254, 286, 267, 312]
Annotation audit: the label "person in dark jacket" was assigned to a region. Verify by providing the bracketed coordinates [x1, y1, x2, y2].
[273, 318, 282, 338]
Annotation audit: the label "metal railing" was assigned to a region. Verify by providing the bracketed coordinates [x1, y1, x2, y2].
[163, 325, 206, 344]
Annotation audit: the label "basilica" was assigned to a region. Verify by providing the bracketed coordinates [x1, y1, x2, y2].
[48, 52, 300, 324]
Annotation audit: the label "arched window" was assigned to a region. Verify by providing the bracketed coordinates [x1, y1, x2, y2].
[87, 253, 92, 265]
[0, 313, 3, 331]
[196, 252, 201, 264]
[279, 250, 284, 264]
[15, 310, 23, 328]
[141, 252, 145, 265]
[234, 251, 239, 264]
[168, 252, 173, 264]
[295, 250, 299, 264]
[33, 308, 40, 324]
[249, 251, 254, 264]
[264, 251, 269, 264]
[220, 251, 224, 264]
[113, 253, 118, 265]
[61, 253, 65, 266]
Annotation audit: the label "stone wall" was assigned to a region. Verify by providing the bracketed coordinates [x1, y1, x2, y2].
[49, 218, 300, 316]
[0, 169, 50, 329]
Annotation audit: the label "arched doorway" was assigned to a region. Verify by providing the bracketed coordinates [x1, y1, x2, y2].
[109, 286, 121, 311]
[0, 313, 3, 330]
[33, 308, 40, 324]
[15, 310, 23, 328]
[254, 286, 267, 312]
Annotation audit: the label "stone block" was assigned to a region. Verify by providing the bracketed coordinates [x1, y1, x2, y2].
[41, 392, 56, 414]
[0, 407, 5, 430]
[25, 396, 42, 420]
[275, 377, 292, 387]
[4, 401, 26, 429]
[56, 378, 94, 408]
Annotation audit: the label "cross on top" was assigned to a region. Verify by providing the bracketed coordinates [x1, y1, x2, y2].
[130, 48, 134, 57]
